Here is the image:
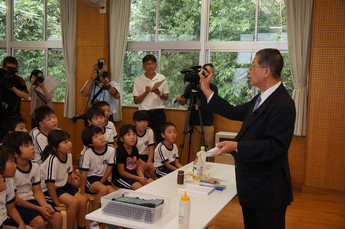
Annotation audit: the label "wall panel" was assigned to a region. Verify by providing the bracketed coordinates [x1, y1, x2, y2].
[304, 0, 345, 192]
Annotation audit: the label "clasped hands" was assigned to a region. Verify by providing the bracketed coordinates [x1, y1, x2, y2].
[145, 85, 161, 96]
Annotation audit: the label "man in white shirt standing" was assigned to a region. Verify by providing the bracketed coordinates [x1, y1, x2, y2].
[133, 54, 169, 143]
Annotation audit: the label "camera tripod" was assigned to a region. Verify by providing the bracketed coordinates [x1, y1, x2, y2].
[180, 88, 206, 163]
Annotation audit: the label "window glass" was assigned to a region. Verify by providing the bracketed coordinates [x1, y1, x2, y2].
[281, 52, 293, 94]
[48, 49, 65, 101]
[47, 0, 61, 40]
[125, 0, 290, 108]
[13, 0, 44, 41]
[209, 0, 256, 41]
[159, 0, 201, 41]
[13, 49, 45, 82]
[210, 52, 253, 105]
[128, 0, 156, 41]
[122, 51, 157, 104]
[160, 51, 199, 107]
[258, 0, 287, 41]
[210, 51, 293, 105]
[5, 0, 65, 102]
[0, 0, 6, 40]
[0, 49, 7, 61]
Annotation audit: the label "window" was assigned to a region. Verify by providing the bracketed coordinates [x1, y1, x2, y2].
[123, 0, 291, 107]
[0, 0, 65, 102]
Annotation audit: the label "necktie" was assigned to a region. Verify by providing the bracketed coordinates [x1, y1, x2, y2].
[253, 95, 261, 111]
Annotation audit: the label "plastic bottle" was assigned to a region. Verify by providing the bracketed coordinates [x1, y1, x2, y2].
[205, 146, 221, 157]
[178, 192, 191, 229]
[193, 152, 203, 180]
[199, 146, 206, 165]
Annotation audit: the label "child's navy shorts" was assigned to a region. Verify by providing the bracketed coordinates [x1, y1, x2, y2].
[86, 176, 111, 194]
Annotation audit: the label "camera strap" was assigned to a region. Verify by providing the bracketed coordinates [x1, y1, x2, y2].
[33, 87, 47, 104]
[90, 83, 106, 105]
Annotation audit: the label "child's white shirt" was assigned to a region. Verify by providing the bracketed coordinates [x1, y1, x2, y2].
[40, 153, 73, 193]
[79, 145, 116, 178]
[1, 178, 15, 226]
[136, 128, 155, 155]
[103, 126, 116, 145]
[15, 160, 41, 201]
[29, 127, 48, 164]
[154, 142, 179, 168]
[105, 120, 117, 138]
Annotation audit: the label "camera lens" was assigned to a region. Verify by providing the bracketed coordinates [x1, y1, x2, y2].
[37, 76, 44, 83]
[101, 71, 108, 78]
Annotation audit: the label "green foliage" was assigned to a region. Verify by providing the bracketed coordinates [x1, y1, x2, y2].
[159, 0, 201, 41]
[0, 49, 7, 62]
[129, 0, 156, 41]
[160, 51, 200, 107]
[13, 0, 44, 41]
[48, 49, 66, 101]
[125, 0, 292, 108]
[258, 0, 287, 41]
[0, 1, 6, 40]
[14, 49, 45, 80]
[210, 52, 253, 105]
[129, 0, 201, 41]
[209, 0, 256, 41]
[281, 53, 293, 94]
[1, 0, 65, 101]
[47, 0, 61, 40]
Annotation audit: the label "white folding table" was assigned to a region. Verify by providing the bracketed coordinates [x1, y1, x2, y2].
[86, 162, 237, 229]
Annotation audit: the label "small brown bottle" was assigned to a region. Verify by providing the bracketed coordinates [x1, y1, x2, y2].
[177, 170, 184, 185]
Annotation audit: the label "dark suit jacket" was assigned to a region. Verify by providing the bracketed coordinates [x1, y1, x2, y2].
[208, 84, 295, 210]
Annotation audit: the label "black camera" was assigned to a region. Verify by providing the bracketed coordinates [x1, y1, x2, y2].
[95, 58, 109, 81]
[180, 65, 208, 83]
[35, 76, 44, 84]
[97, 69, 109, 78]
[31, 75, 44, 86]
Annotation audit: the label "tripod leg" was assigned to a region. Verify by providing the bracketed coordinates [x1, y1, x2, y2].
[197, 104, 207, 149]
[180, 103, 193, 163]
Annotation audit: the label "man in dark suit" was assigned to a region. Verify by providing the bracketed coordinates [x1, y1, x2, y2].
[200, 48, 296, 229]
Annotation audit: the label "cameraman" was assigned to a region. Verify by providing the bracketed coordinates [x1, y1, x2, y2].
[175, 63, 218, 162]
[80, 60, 120, 122]
[0, 56, 29, 139]
[28, 70, 53, 128]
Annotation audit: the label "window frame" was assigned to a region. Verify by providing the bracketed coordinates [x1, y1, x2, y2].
[0, 0, 63, 100]
[125, 0, 289, 106]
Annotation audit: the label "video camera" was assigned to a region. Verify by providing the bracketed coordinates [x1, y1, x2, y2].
[29, 74, 44, 86]
[180, 65, 209, 83]
[95, 58, 109, 81]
